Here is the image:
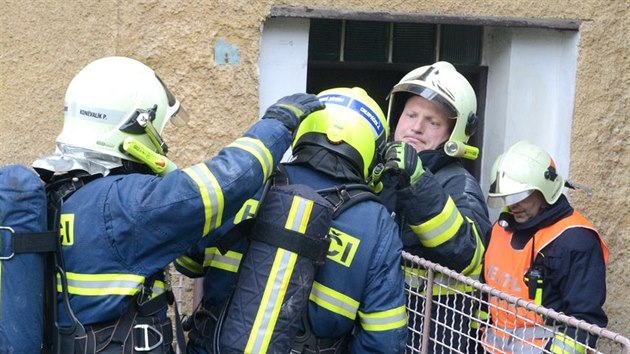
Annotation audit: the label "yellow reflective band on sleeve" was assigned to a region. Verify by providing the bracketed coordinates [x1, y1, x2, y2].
[203, 247, 243, 273]
[550, 333, 586, 354]
[246, 248, 297, 354]
[175, 255, 203, 275]
[470, 309, 489, 329]
[57, 272, 145, 296]
[183, 163, 225, 236]
[409, 196, 463, 248]
[358, 305, 407, 332]
[227, 137, 274, 182]
[309, 281, 359, 320]
[285, 196, 313, 234]
[402, 265, 476, 296]
[459, 216, 485, 277]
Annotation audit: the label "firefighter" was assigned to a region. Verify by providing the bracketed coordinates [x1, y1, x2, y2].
[31, 56, 324, 353]
[482, 140, 608, 353]
[177, 87, 408, 353]
[374, 61, 492, 353]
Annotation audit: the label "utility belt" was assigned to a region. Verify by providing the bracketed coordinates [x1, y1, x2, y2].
[182, 302, 347, 354]
[68, 315, 174, 354]
[60, 277, 181, 354]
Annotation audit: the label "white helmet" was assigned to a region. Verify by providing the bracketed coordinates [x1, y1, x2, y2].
[387, 61, 479, 159]
[56, 56, 186, 164]
[487, 140, 565, 208]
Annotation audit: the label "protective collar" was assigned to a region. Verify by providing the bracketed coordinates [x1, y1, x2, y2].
[290, 145, 364, 184]
[32, 143, 123, 177]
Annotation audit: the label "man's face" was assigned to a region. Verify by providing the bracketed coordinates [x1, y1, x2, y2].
[393, 95, 453, 152]
[508, 191, 547, 224]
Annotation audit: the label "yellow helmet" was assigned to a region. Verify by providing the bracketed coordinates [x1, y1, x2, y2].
[387, 61, 479, 159]
[292, 87, 388, 180]
[487, 140, 565, 208]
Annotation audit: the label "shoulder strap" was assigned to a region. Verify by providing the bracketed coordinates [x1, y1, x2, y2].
[278, 163, 381, 219]
[43, 174, 90, 354]
[216, 165, 381, 254]
[317, 184, 380, 219]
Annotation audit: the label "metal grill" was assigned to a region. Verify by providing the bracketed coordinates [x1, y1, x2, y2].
[402, 251, 630, 354]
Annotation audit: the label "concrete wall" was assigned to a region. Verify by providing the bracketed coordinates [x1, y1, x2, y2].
[2, 0, 628, 336]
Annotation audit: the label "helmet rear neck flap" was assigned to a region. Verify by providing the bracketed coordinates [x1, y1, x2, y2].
[387, 61, 479, 160]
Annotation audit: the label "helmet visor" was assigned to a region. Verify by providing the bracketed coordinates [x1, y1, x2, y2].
[487, 189, 533, 209]
[156, 74, 189, 127]
[391, 82, 458, 118]
[168, 100, 189, 127]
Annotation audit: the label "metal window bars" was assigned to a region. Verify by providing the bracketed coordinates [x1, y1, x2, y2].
[402, 251, 630, 354]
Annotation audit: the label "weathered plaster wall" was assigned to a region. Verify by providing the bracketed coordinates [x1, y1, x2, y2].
[2, 0, 628, 335]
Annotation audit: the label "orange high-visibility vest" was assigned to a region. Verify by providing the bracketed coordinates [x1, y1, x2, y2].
[482, 211, 608, 353]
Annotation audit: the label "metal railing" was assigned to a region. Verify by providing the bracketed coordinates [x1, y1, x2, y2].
[402, 251, 630, 354]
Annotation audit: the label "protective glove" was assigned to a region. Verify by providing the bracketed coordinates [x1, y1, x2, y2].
[261, 93, 325, 132]
[382, 141, 425, 189]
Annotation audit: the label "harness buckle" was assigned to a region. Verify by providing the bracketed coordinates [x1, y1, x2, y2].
[0, 226, 16, 260]
[133, 324, 163, 352]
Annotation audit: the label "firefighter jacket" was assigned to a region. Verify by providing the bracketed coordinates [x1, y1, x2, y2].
[379, 147, 492, 289]
[483, 195, 608, 353]
[56, 119, 291, 327]
[176, 163, 408, 353]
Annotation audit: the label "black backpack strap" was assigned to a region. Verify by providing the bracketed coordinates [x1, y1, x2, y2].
[250, 221, 330, 265]
[43, 173, 91, 354]
[9, 231, 58, 255]
[215, 218, 255, 255]
[317, 184, 381, 218]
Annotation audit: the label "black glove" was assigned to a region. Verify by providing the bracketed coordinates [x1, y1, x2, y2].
[262, 93, 325, 132]
[382, 141, 425, 189]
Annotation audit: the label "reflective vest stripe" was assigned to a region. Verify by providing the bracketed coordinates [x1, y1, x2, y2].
[409, 196, 463, 248]
[309, 281, 359, 320]
[183, 163, 225, 236]
[358, 305, 407, 331]
[204, 247, 242, 273]
[175, 255, 203, 275]
[228, 137, 274, 182]
[549, 333, 586, 354]
[484, 326, 554, 353]
[245, 195, 309, 354]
